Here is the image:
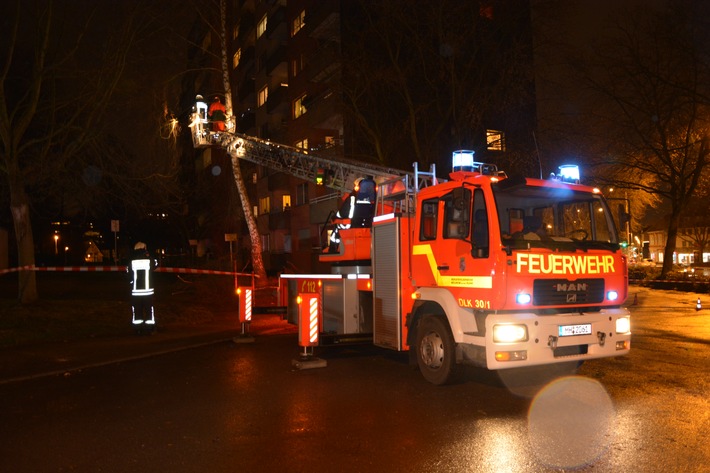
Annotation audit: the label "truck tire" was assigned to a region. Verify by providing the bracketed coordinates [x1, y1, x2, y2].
[416, 316, 457, 385]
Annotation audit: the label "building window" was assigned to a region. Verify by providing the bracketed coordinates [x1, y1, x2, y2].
[252, 172, 257, 184]
[258, 86, 268, 107]
[291, 54, 303, 77]
[253, 205, 258, 217]
[259, 196, 271, 214]
[233, 24, 239, 40]
[293, 94, 307, 119]
[261, 234, 270, 252]
[232, 48, 241, 69]
[295, 138, 308, 151]
[296, 183, 308, 206]
[282, 195, 291, 209]
[325, 136, 335, 148]
[486, 129, 505, 151]
[257, 14, 267, 38]
[292, 54, 305, 77]
[291, 10, 305, 37]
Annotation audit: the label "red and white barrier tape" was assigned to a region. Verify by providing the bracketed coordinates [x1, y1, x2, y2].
[0, 265, 247, 276]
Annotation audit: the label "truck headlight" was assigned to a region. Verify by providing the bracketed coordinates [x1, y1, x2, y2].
[493, 324, 528, 343]
[516, 293, 532, 304]
[615, 316, 630, 334]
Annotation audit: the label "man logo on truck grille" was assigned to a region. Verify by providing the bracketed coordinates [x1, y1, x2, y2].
[566, 293, 577, 303]
[556, 283, 588, 292]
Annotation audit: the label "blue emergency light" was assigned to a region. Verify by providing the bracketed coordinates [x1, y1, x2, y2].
[452, 150, 475, 172]
[557, 164, 580, 183]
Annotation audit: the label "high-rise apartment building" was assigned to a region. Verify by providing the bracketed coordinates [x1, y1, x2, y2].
[183, 0, 536, 274]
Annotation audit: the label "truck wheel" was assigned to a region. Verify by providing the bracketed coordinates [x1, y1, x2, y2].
[416, 316, 457, 385]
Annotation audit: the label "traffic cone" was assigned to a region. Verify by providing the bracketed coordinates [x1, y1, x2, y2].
[696, 298, 702, 311]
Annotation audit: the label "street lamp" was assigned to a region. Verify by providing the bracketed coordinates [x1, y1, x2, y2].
[54, 234, 59, 255]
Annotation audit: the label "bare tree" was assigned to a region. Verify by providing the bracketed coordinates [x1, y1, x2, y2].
[581, 3, 710, 276]
[536, 1, 710, 276]
[188, 0, 266, 282]
[0, 1, 141, 302]
[217, 0, 266, 283]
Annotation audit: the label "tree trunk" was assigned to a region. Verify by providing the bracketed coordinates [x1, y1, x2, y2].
[9, 183, 37, 303]
[229, 153, 267, 284]
[661, 209, 681, 278]
[219, 0, 266, 285]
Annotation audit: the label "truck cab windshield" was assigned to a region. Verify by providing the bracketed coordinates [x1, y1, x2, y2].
[493, 182, 620, 251]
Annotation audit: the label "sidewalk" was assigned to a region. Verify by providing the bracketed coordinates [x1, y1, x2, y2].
[0, 312, 297, 385]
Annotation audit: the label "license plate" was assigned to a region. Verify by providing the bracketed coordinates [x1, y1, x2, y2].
[558, 323, 592, 337]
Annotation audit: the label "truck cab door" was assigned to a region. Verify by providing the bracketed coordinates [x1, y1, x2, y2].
[436, 187, 494, 296]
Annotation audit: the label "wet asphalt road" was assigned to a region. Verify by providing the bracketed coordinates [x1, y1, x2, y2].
[0, 288, 708, 472]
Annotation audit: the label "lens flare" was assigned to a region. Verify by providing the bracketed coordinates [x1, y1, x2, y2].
[528, 376, 615, 469]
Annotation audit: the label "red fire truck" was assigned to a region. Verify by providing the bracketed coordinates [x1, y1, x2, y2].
[288, 151, 630, 384]
[190, 117, 630, 385]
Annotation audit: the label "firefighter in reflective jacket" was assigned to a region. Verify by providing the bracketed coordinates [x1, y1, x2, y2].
[128, 242, 158, 334]
[328, 192, 355, 252]
[327, 176, 376, 252]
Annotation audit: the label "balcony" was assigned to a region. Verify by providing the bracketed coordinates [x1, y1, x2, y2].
[267, 172, 290, 191]
[237, 46, 255, 71]
[266, 83, 288, 115]
[265, 6, 286, 41]
[304, 89, 342, 131]
[266, 44, 287, 78]
[237, 110, 255, 133]
[268, 211, 291, 232]
[236, 12, 255, 45]
[307, 41, 340, 84]
[306, 0, 340, 42]
[237, 74, 255, 102]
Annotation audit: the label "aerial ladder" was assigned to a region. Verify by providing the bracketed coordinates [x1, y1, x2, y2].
[188, 104, 437, 197]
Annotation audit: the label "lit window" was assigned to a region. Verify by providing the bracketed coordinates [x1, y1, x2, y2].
[486, 129, 505, 151]
[258, 86, 268, 107]
[295, 138, 308, 151]
[325, 136, 335, 148]
[259, 196, 271, 214]
[233, 48, 241, 69]
[253, 205, 258, 217]
[292, 10, 305, 37]
[257, 15, 267, 38]
[283, 195, 291, 209]
[293, 94, 307, 118]
[252, 172, 257, 184]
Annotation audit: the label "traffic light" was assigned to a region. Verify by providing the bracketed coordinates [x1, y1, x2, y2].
[316, 168, 325, 185]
